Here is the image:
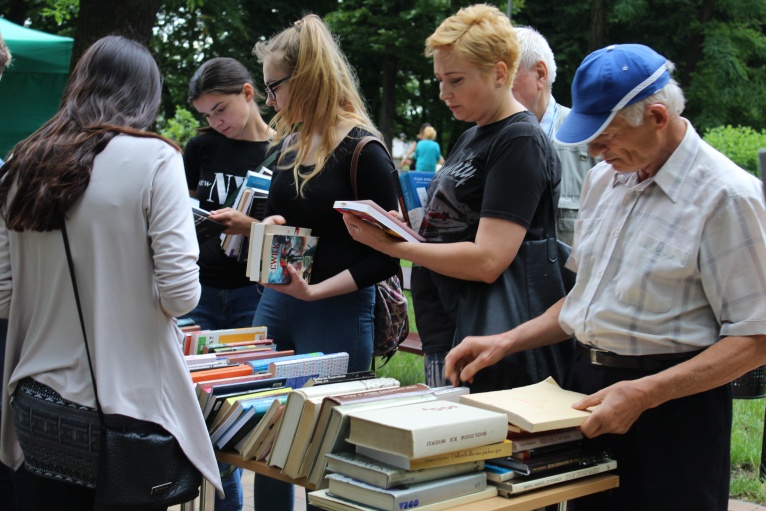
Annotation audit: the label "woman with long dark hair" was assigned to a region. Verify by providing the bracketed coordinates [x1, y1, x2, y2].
[0, 36, 221, 509]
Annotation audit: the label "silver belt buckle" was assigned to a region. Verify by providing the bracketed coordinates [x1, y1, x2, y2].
[589, 347, 609, 366]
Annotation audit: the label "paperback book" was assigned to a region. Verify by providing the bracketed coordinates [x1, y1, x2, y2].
[262, 233, 318, 284]
[491, 459, 617, 496]
[247, 223, 312, 281]
[459, 376, 592, 433]
[355, 439, 514, 471]
[192, 205, 227, 243]
[324, 451, 484, 489]
[307, 486, 497, 511]
[333, 200, 424, 243]
[396, 170, 433, 232]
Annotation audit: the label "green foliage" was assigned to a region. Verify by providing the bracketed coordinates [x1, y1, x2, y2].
[155, 106, 200, 148]
[703, 125, 766, 176]
[374, 351, 425, 386]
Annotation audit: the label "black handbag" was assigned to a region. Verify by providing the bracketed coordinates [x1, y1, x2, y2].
[61, 223, 202, 510]
[429, 174, 577, 393]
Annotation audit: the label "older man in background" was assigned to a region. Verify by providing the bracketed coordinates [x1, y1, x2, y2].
[512, 26, 598, 246]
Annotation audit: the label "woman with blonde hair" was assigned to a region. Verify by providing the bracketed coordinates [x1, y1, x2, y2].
[345, 4, 573, 391]
[251, 14, 399, 510]
[412, 125, 444, 172]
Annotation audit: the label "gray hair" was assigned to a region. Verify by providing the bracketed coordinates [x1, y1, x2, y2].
[514, 25, 556, 89]
[618, 62, 686, 126]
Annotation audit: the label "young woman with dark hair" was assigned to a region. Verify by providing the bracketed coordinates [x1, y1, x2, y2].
[0, 36, 221, 510]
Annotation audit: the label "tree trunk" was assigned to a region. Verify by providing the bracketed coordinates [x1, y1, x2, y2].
[680, 0, 716, 86]
[71, 0, 162, 71]
[378, 54, 397, 150]
[589, 0, 605, 52]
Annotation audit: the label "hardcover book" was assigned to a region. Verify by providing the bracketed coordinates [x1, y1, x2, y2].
[508, 428, 584, 453]
[307, 486, 497, 511]
[324, 471, 487, 511]
[192, 326, 269, 355]
[325, 451, 484, 489]
[306, 389, 438, 487]
[491, 459, 617, 496]
[346, 401, 508, 459]
[488, 445, 610, 476]
[333, 200, 424, 243]
[397, 170, 433, 232]
[459, 377, 592, 433]
[355, 439, 514, 471]
[267, 377, 400, 470]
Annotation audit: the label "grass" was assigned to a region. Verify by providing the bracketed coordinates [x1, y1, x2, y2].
[374, 294, 766, 503]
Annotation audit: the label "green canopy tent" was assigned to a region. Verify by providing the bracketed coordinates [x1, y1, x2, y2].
[0, 18, 73, 156]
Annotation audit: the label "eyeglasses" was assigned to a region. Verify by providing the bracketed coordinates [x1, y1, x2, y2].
[265, 76, 290, 100]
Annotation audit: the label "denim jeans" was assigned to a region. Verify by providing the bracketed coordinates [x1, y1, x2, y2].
[179, 284, 261, 511]
[180, 283, 262, 331]
[252, 286, 375, 510]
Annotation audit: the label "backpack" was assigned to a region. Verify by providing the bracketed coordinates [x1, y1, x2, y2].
[349, 136, 410, 367]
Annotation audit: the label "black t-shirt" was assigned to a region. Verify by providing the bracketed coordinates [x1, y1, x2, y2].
[184, 130, 270, 288]
[420, 111, 560, 243]
[265, 128, 399, 288]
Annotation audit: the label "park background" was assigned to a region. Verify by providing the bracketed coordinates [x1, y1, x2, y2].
[2, 0, 766, 503]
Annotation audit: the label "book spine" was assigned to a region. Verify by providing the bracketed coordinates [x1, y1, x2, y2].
[494, 459, 617, 496]
[510, 429, 584, 452]
[391, 170, 411, 228]
[399, 173, 421, 232]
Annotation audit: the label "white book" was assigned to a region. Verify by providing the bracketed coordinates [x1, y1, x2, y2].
[307, 393, 439, 488]
[325, 471, 487, 511]
[492, 458, 618, 496]
[307, 486, 497, 511]
[267, 377, 400, 470]
[333, 200, 424, 243]
[459, 377, 591, 433]
[346, 401, 508, 459]
[325, 451, 484, 489]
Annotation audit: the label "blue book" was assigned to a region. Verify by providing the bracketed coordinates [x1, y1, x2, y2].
[246, 352, 323, 374]
[215, 394, 290, 450]
[398, 171, 433, 232]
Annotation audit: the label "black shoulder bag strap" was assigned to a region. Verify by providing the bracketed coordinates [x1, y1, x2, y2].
[61, 222, 105, 423]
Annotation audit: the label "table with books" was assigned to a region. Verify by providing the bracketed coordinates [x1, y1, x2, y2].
[185, 362, 619, 511]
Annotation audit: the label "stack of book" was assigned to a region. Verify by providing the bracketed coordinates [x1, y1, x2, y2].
[459, 377, 617, 496]
[184, 325, 269, 356]
[307, 400, 509, 510]
[221, 168, 272, 258]
[246, 223, 317, 284]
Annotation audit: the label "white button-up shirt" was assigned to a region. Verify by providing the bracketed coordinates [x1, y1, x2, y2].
[559, 120, 766, 356]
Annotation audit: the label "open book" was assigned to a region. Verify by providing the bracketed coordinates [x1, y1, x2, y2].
[333, 200, 424, 243]
[459, 377, 591, 433]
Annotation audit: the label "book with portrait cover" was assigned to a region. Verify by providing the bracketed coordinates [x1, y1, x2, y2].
[261, 233, 319, 285]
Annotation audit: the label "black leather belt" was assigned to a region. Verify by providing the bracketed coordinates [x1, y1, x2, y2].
[577, 342, 703, 372]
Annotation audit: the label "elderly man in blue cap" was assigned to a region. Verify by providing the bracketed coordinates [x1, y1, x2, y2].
[445, 44, 766, 510]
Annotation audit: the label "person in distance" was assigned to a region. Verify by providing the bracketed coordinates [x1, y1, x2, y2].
[0, 36, 222, 509]
[343, 4, 573, 393]
[445, 43, 766, 511]
[251, 13, 399, 511]
[411, 125, 444, 173]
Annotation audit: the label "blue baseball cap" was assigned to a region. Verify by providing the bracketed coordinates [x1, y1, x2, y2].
[555, 44, 670, 146]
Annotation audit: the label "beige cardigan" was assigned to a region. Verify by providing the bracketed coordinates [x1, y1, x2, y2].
[0, 134, 222, 493]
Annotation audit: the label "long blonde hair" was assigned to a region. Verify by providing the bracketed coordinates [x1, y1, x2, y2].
[253, 14, 381, 196]
[425, 4, 520, 81]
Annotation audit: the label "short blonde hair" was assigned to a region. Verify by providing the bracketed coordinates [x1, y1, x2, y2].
[0, 33, 11, 75]
[253, 14, 380, 196]
[423, 126, 437, 140]
[425, 4, 519, 80]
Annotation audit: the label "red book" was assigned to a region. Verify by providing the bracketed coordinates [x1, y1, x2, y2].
[191, 364, 253, 384]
